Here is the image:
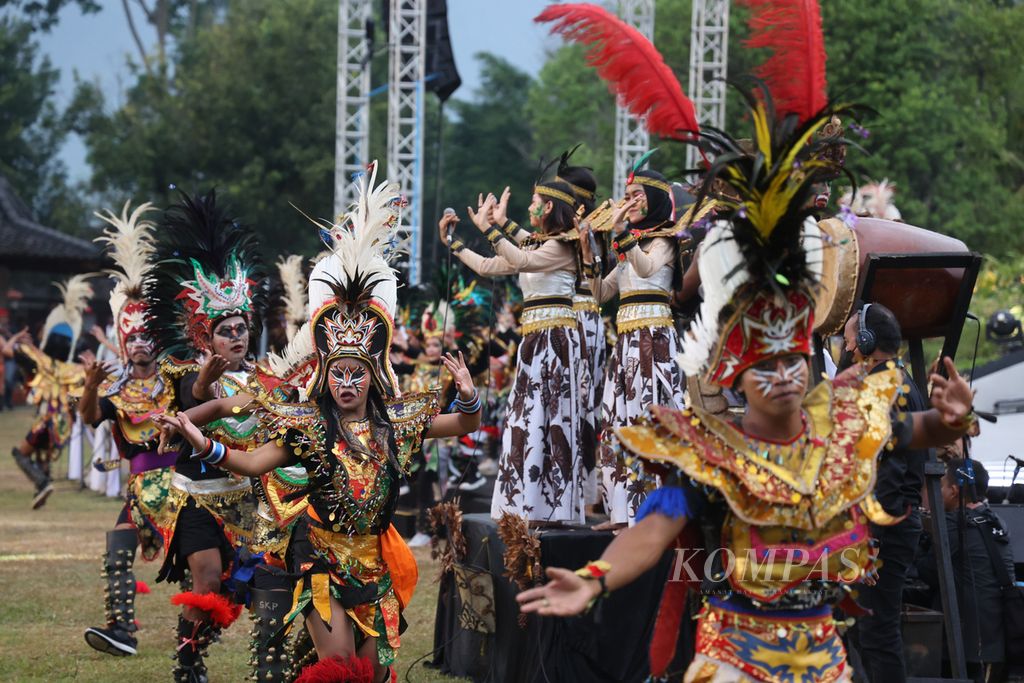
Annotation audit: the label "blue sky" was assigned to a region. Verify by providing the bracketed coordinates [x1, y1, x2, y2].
[37, 0, 554, 181]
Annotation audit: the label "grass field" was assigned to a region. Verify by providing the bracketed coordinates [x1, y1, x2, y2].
[0, 408, 464, 682]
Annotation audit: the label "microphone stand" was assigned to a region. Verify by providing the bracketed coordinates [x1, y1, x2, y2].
[1003, 455, 1023, 504]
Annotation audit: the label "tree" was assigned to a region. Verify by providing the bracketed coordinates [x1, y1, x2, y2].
[0, 15, 90, 234]
[70, 0, 339, 254]
[0, 0, 99, 31]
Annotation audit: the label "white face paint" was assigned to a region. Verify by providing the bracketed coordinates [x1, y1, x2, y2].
[749, 357, 807, 397]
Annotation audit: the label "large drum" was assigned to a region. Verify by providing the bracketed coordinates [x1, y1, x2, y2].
[814, 217, 970, 338]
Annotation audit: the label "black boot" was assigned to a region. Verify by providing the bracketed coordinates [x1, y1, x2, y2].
[248, 588, 292, 682]
[286, 625, 317, 683]
[11, 447, 53, 509]
[84, 528, 139, 656]
[173, 616, 213, 683]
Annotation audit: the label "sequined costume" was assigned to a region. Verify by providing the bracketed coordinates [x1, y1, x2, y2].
[19, 342, 86, 454]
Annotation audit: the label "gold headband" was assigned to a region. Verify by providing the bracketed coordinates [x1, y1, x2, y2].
[535, 185, 577, 207]
[630, 175, 671, 194]
[555, 176, 595, 201]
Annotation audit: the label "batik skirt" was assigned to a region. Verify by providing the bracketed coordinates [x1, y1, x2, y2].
[491, 304, 589, 525]
[598, 300, 685, 525]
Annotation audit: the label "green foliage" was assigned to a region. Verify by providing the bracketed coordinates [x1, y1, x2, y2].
[70, 0, 338, 254]
[823, 0, 1024, 252]
[0, 15, 90, 234]
[0, 0, 99, 32]
[963, 253, 1024, 368]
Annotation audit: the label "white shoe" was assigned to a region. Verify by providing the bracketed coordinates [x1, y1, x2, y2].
[407, 532, 431, 548]
[458, 474, 487, 492]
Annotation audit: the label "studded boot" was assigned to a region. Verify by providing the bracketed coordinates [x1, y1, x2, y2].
[11, 447, 53, 509]
[173, 616, 214, 683]
[83, 528, 139, 656]
[248, 588, 291, 682]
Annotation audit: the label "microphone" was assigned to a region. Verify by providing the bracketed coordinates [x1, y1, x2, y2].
[587, 231, 601, 266]
[443, 207, 456, 244]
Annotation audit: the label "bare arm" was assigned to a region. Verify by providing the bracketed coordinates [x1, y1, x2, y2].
[78, 360, 112, 425]
[907, 358, 975, 449]
[424, 352, 482, 438]
[517, 512, 688, 616]
[185, 392, 254, 426]
[153, 412, 290, 477]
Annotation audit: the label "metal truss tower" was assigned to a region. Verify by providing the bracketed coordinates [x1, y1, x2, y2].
[334, 0, 373, 218]
[687, 0, 729, 172]
[612, 0, 654, 192]
[387, 0, 426, 284]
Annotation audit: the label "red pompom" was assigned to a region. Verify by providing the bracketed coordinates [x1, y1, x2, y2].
[135, 580, 151, 595]
[170, 591, 243, 628]
[294, 655, 376, 683]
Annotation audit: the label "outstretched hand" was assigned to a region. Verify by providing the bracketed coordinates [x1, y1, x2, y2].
[611, 194, 643, 232]
[153, 412, 207, 453]
[491, 186, 511, 225]
[443, 351, 474, 399]
[467, 193, 497, 232]
[83, 358, 112, 390]
[516, 567, 600, 617]
[929, 357, 975, 426]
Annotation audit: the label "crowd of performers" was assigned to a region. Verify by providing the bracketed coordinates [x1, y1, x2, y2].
[2, 3, 1008, 682]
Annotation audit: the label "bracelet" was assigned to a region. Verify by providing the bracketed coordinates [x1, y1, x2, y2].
[192, 438, 227, 465]
[611, 232, 638, 259]
[502, 219, 520, 238]
[944, 408, 978, 432]
[485, 225, 506, 245]
[452, 389, 482, 414]
[449, 238, 465, 253]
[581, 261, 598, 279]
[575, 560, 611, 612]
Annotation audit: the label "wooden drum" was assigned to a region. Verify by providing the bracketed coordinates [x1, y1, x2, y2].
[814, 217, 969, 338]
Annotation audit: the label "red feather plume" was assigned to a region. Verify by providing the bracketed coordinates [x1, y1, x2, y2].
[294, 655, 376, 683]
[742, 0, 828, 123]
[170, 591, 243, 628]
[535, 3, 698, 141]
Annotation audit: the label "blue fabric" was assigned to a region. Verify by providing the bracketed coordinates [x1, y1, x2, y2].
[636, 485, 694, 522]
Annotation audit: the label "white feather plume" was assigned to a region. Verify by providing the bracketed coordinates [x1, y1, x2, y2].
[276, 254, 308, 341]
[94, 201, 156, 320]
[41, 274, 95, 361]
[306, 163, 404, 317]
[678, 217, 824, 377]
[678, 221, 749, 376]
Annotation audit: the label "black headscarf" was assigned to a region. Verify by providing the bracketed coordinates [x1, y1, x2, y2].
[627, 169, 673, 231]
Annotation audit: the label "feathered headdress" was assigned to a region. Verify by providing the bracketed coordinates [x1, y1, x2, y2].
[679, 79, 863, 386]
[276, 254, 308, 342]
[94, 201, 156, 358]
[41, 274, 94, 361]
[146, 190, 268, 360]
[303, 163, 405, 399]
[535, 3, 699, 142]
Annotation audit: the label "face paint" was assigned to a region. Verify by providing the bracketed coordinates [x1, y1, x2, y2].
[530, 203, 545, 219]
[749, 357, 806, 397]
[328, 364, 368, 395]
[126, 335, 154, 357]
[214, 322, 248, 340]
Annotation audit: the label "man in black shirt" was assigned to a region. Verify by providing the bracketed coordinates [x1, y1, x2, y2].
[917, 459, 1015, 683]
[842, 303, 928, 683]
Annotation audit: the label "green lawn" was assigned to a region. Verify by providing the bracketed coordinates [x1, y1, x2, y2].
[0, 408, 463, 682]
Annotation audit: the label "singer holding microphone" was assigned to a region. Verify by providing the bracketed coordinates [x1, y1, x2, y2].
[438, 180, 590, 526]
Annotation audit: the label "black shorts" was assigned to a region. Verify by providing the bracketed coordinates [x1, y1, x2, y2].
[157, 496, 231, 584]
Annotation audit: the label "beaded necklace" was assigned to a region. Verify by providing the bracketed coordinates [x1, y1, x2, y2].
[740, 411, 810, 467]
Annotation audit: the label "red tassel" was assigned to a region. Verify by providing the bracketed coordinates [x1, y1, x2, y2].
[740, 0, 828, 123]
[535, 3, 698, 141]
[135, 580, 151, 595]
[294, 655, 376, 683]
[170, 591, 243, 628]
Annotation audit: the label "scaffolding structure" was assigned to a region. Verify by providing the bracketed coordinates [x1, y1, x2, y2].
[333, 0, 373, 218]
[686, 0, 729, 171]
[612, 0, 655, 192]
[386, 0, 427, 284]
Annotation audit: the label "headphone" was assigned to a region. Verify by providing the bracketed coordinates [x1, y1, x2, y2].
[856, 303, 877, 357]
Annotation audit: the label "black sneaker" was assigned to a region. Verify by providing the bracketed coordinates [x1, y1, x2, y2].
[84, 625, 138, 656]
[31, 482, 53, 510]
[458, 472, 487, 492]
